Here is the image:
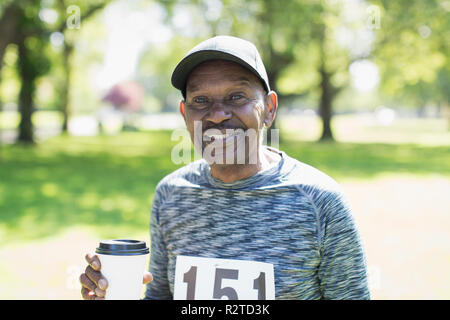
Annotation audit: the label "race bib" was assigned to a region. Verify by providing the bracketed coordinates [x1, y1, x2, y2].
[173, 255, 275, 300]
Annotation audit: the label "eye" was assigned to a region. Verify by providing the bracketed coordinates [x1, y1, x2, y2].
[193, 96, 208, 104]
[230, 94, 244, 101]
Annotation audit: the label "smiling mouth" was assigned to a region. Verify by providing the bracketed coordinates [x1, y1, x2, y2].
[202, 128, 246, 142]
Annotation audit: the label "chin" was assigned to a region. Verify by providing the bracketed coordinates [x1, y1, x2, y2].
[202, 145, 259, 166]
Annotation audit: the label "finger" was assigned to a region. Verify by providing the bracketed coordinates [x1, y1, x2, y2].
[94, 287, 106, 298]
[85, 253, 101, 271]
[80, 273, 97, 292]
[143, 272, 153, 284]
[81, 287, 95, 300]
[85, 265, 108, 290]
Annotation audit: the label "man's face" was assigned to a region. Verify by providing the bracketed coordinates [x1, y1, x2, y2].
[181, 60, 275, 165]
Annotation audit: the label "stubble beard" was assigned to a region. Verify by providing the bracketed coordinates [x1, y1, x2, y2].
[193, 121, 261, 166]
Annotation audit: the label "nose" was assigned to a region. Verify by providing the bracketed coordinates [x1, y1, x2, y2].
[204, 101, 232, 124]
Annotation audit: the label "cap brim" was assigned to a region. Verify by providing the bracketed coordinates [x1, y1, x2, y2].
[171, 50, 268, 94]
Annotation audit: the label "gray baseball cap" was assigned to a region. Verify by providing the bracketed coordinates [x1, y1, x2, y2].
[171, 35, 270, 98]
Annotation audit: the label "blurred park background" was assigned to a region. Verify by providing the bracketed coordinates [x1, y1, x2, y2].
[0, 0, 449, 299]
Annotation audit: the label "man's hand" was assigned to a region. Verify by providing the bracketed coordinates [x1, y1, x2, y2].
[80, 253, 153, 300]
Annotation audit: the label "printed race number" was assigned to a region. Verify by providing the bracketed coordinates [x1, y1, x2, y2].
[173, 256, 275, 300]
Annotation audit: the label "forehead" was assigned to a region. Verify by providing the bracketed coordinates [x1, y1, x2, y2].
[186, 60, 263, 93]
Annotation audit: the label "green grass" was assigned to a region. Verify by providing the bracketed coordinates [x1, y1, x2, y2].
[1, 130, 449, 245]
[1, 129, 449, 300]
[279, 114, 450, 146]
[282, 139, 450, 179]
[0, 132, 180, 243]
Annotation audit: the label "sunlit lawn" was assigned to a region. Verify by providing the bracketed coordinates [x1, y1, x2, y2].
[0, 131, 178, 242]
[0, 118, 449, 299]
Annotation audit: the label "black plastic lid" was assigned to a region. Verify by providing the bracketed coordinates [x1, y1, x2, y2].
[96, 239, 149, 256]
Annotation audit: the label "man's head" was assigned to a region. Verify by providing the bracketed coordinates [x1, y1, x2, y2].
[171, 36, 278, 166]
[171, 35, 271, 99]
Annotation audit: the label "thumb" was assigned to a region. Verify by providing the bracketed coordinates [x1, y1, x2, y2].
[143, 272, 153, 285]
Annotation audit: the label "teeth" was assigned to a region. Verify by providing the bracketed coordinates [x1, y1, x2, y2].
[206, 133, 232, 139]
[203, 131, 238, 139]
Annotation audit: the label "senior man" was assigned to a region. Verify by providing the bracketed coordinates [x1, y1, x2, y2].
[80, 36, 370, 300]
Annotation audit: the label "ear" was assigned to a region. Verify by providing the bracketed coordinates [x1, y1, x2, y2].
[179, 100, 185, 117]
[264, 91, 278, 128]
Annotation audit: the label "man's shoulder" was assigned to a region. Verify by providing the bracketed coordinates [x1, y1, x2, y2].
[283, 153, 342, 194]
[283, 153, 351, 218]
[154, 159, 207, 199]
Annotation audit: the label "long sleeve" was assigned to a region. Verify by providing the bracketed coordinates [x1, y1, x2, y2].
[316, 189, 370, 300]
[141, 153, 371, 299]
[144, 189, 172, 299]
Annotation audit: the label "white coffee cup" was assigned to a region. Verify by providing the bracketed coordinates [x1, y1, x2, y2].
[96, 239, 149, 300]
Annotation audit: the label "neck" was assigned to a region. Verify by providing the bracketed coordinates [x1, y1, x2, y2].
[209, 146, 280, 183]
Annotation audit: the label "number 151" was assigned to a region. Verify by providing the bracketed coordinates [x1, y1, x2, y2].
[183, 266, 266, 300]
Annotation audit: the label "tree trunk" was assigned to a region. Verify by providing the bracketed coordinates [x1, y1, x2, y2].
[17, 40, 36, 143]
[0, 3, 20, 146]
[56, 1, 107, 132]
[61, 42, 74, 132]
[318, 66, 334, 141]
[0, 3, 21, 75]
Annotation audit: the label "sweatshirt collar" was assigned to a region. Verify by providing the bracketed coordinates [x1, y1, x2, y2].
[202, 147, 285, 189]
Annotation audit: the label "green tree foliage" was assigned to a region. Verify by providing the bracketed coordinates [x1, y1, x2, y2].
[371, 0, 450, 112]
[0, 0, 109, 143]
[0, 1, 51, 143]
[151, 0, 373, 141]
[150, 0, 449, 137]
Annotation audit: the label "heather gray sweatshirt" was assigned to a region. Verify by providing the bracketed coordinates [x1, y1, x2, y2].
[145, 148, 370, 300]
